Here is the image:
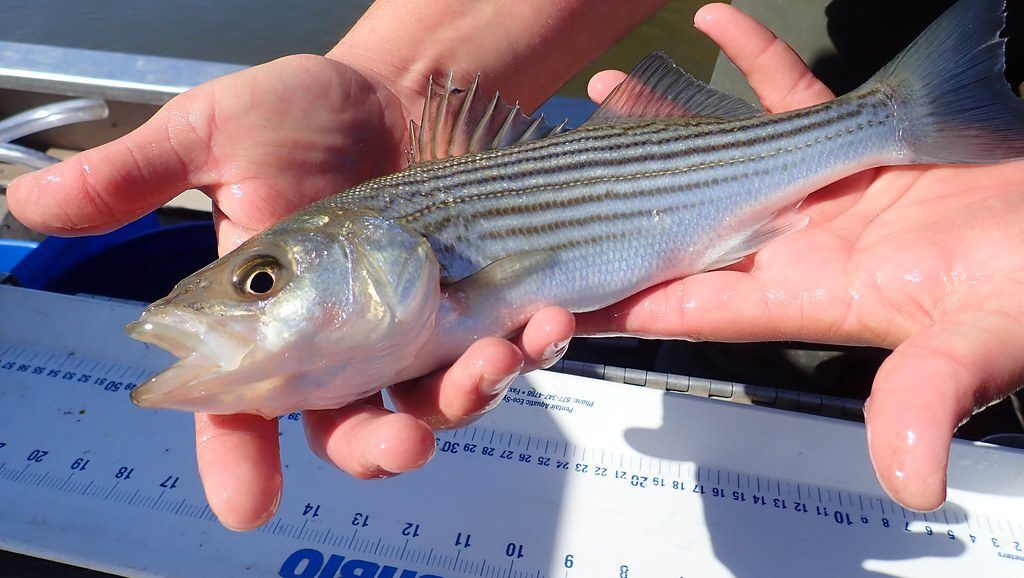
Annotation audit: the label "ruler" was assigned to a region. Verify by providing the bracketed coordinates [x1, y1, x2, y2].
[1, 284, 1023, 577]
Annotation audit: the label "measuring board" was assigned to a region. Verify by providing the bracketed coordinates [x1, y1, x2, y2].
[1, 285, 1023, 577]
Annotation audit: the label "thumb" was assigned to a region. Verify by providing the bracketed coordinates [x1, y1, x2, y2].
[865, 311, 1024, 511]
[6, 87, 218, 235]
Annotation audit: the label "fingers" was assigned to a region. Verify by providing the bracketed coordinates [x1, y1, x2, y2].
[303, 396, 435, 479]
[6, 87, 217, 235]
[514, 306, 576, 371]
[194, 413, 282, 531]
[865, 312, 1024, 511]
[588, 70, 628, 104]
[694, 3, 834, 112]
[305, 307, 572, 478]
[586, 5, 833, 114]
[574, 265, 852, 343]
[212, 204, 260, 256]
[388, 337, 523, 430]
[387, 307, 574, 429]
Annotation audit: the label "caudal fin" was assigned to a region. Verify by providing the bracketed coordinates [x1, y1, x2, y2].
[864, 0, 1024, 164]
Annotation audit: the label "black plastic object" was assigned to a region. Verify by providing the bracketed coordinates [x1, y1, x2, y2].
[11, 217, 217, 304]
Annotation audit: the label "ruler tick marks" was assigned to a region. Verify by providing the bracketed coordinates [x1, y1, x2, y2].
[105, 480, 119, 499]
[57, 471, 73, 491]
[15, 463, 29, 482]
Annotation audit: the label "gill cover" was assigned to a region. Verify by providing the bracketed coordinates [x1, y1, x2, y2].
[128, 210, 441, 417]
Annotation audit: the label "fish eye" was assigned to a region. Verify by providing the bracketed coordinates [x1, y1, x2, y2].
[247, 270, 275, 294]
[233, 255, 285, 298]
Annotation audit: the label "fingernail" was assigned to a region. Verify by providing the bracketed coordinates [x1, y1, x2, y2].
[365, 466, 400, 480]
[480, 369, 519, 398]
[540, 338, 571, 367]
[259, 485, 284, 525]
[221, 485, 281, 532]
[694, 6, 714, 28]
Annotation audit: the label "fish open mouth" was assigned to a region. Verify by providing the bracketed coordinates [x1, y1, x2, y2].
[126, 307, 255, 410]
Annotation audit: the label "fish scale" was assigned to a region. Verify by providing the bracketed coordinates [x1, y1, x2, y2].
[325, 94, 899, 305]
[126, 0, 1024, 417]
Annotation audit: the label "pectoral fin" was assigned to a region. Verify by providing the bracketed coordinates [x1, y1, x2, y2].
[447, 250, 555, 291]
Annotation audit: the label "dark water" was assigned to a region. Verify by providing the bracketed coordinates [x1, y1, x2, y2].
[0, 0, 718, 98]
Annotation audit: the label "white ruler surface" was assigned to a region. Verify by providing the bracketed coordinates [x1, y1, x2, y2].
[1, 284, 1024, 577]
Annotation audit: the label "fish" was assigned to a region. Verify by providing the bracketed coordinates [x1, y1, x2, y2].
[127, 0, 1024, 418]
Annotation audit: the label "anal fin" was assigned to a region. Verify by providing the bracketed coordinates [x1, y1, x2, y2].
[703, 212, 809, 271]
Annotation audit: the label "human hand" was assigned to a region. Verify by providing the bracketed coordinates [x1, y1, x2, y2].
[581, 3, 1024, 512]
[7, 54, 574, 530]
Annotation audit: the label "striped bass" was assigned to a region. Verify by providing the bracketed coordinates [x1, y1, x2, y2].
[127, 0, 1024, 417]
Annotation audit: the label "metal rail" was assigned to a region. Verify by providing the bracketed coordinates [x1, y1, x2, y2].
[0, 41, 244, 104]
[549, 358, 866, 419]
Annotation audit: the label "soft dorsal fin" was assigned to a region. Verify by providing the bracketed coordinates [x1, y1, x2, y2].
[586, 52, 761, 125]
[408, 70, 569, 164]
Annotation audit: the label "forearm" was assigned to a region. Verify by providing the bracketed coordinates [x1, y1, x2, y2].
[328, 0, 668, 111]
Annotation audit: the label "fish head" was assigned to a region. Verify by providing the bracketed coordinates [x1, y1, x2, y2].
[126, 210, 441, 417]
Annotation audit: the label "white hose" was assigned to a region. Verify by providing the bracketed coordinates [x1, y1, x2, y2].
[0, 98, 109, 144]
[0, 142, 62, 169]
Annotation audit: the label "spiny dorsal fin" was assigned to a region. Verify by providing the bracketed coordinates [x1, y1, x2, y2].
[407, 71, 569, 165]
[586, 52, 761, 125]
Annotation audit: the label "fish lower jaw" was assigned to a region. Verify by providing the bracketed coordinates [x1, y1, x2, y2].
[129, 354, 227, 409]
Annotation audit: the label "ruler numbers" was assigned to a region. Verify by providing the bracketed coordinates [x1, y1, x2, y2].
[3, 340, 1024, 576]
[0, 343, 140, 394]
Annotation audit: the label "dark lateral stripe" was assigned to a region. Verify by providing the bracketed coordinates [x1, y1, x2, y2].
[409, 158, 765, 239]
[477, 204, 686, 241]
[393, 93, 882, 192]
[401, 112, 888, 232]
[396, 101, 881, 223]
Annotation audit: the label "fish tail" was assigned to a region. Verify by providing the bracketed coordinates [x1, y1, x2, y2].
[861, 0, 1024, 164]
